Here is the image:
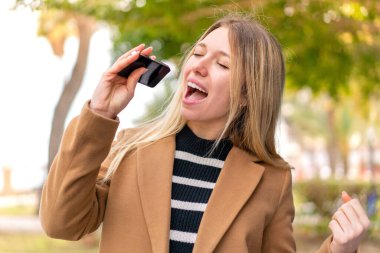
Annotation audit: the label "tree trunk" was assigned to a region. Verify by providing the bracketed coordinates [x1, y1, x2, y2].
[35, 14, 95, 215]
[367, 126, 376, 182]
[47, 14, 96, 170]
[341, 142, 350, 178]
[326, 106, 338, 178]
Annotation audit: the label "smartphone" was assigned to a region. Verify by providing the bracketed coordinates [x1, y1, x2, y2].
[117, 54, 171, 88]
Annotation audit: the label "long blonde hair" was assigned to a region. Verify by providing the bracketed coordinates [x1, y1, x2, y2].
[102, 14, 287, 181]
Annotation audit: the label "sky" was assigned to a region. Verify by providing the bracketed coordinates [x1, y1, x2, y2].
[0, 0, 167, 190]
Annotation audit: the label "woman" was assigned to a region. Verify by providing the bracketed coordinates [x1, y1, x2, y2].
[40, 14, 370, 252]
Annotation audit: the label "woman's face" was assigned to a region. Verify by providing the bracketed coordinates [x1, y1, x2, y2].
[181, 27, 231, 130]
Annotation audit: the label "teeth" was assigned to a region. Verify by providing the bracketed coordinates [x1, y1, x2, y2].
[187, 82, 207, 93]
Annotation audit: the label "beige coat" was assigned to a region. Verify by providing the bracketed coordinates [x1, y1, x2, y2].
[40, 102, 332, 252]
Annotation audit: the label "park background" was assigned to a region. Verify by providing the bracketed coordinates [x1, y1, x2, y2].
[0, 0, 379, 252]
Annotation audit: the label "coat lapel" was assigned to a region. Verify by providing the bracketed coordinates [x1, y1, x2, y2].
[136, 135, 175, 253]
[193, 147, 265, 253]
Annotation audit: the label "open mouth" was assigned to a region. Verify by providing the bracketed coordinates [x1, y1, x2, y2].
[185, 82, 208, 101]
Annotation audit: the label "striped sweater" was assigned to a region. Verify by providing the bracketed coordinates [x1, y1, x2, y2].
[169, 125, 233, 252]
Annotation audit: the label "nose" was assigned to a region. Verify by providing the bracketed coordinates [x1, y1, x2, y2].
[192, 57, 208, 77]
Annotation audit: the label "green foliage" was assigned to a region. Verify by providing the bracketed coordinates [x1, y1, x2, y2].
[15, 0, 239, 60]
[263, 0, 380, 99]
[15, 0, 380, 99]
[265, 1, 350, 97]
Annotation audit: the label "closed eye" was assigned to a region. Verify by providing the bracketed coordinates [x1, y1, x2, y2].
[218, 62, 229, 69]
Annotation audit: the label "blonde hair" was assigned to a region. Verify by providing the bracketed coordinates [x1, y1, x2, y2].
[102, 14, 288, 182]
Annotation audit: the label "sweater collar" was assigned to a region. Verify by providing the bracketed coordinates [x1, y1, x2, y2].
[176, 125, 233, 160]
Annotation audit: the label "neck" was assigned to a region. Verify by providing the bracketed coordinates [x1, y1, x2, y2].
[186, 121, 225, 140]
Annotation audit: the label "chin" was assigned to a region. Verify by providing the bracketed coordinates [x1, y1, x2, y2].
[180, 108, 202, 122]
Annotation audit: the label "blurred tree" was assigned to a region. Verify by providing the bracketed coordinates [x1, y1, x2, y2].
[267, 0, 380, 97]
[283, 91, 371, 178]
[15, 0, 255, 170]
[40, 11, 96, 171]
[15, 0, 380, 179]
[16, 8, 96, 216]
[282, 90, 329, 178]
[267, 0, 380, 178]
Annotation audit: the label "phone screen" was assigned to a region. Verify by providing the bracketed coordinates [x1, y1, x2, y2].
[117, 54, 171, 88]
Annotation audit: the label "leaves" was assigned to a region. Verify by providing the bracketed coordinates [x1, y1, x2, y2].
[15, 0, 379, 99]
[37, 10, 77, 57]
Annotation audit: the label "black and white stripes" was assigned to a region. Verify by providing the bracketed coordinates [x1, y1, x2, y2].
[169, 125, 232, 252]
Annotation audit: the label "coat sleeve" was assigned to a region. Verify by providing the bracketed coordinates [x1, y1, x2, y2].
[262, 169, 296, 252]
[39, 101, 121, 240]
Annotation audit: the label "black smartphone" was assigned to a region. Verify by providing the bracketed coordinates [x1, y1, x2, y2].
[117, 54, 171, 88]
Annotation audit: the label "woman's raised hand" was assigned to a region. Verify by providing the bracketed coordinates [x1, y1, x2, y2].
[90, 44, 154, 119]
[329, 191, 371, 253]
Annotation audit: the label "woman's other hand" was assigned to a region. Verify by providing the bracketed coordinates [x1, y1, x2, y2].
[90, 44, 154, 119]
[328, 191, 371, 253]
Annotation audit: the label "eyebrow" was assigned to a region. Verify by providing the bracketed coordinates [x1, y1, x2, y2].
[196, 43, 230, 58]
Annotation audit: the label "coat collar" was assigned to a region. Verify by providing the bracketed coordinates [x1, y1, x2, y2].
[136, 134, 265, 252]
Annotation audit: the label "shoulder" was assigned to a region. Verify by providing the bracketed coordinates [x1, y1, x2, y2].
[230, 147, 293, 192]
[235, 146, 292, 173]
[230, 148, 294, 219]
[239, 148, 293, 200]
[257, 160, 294, 208]
[258, 158, 293, 188]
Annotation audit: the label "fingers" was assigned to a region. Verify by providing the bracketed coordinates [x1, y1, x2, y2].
[109, 48, 143, 74]
[342, 191, 352, 203]
[140, 46, 156, 60]
[117, 43, 146, 61]
[108, 45, 156, 76]
[126, 67, 147, 93]
[341, 204, 360, 227]
[329, 192, 372, 253]
[330, 192, 371, 239]
[329, 219, 346, 241]
[350, 199, 371, 229]
[341, 191, 371, 229]
[141, 46, 153, 56]
[108, 44, 152, 74]
[332, 209, 353, 234]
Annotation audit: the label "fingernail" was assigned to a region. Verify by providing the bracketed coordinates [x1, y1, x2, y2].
[342, 191, 352, 203]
